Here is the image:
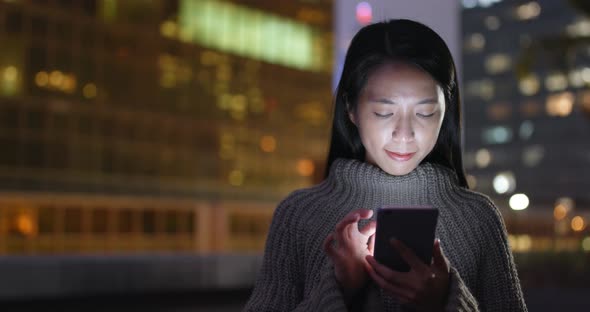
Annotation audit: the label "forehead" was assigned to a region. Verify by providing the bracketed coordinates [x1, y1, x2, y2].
[362, 62, 441, 98]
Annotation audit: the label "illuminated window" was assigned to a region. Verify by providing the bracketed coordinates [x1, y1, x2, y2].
[546, 92, 574, 117]
[487, 102, 512, 121]
[482, 125, 513, 144]
[515, 2, 541, 20]
[518, 74, 540, 96]
[545, 72, 568, 92]
[466, 79, 495, 100]
[464, 33, 485, 53]
[178, 0, 322, 71]
[485, 54, 511, 74]
[566, 18, 590, 38]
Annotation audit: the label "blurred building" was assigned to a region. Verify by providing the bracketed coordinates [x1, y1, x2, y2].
[0, 0, 334, 254]
[461, 0, 590, 253]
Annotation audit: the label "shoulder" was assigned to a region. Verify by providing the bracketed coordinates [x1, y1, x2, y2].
[272, 180, 333, 224]
[452, 187, 506, 228]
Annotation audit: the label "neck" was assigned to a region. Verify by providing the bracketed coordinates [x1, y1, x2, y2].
[326, 158, 460, 207]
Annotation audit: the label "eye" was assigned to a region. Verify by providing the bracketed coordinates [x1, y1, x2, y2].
[417, 112, 435, 118]
[374, 112, 393, 118]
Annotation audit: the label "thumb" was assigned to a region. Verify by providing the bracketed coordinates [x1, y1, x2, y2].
[432, 239, 448, 270]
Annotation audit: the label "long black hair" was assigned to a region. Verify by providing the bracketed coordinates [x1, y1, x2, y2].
[325, 19, 468, 188]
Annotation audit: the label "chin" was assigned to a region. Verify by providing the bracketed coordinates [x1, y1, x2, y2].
[381, 164, 417, 176]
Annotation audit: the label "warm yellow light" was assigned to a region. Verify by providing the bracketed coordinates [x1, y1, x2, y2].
[3, 66, 18, 82]
[554, 204, 567, 220]
[61, 74, 77, 93]
[516, 2, 541, 20]
[35, 71, 49, 87]
[49, 70, 64, 87]
[16, 213, 35, 236]
[229, 170, 244, 186]
[519, 74, 540, 96]
[475, 148, 492, 168]
[160, 20, 177, 38]
[260, 135, 276, 153]
[517, 235, 532, 251]
[571, 216, 585, 232]
[297, 159, 315, 177]
[83, 83, 97, 99]
[546, 92, 574, 117]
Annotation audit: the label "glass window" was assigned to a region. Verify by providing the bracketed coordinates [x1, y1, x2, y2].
[117, 209, 134, 233]
[5, 9, 23, 34]
[25, 110, 44, 130]
[91, 208, 108, 233]
[31, 15, 49, 38]
[0, 137, 20, 166]
[142, 210, 156, 234]
[64, 207, 82, 233]
[0, 106, 20, 129]
[23, 139, 45, 168]
[164, 210, 177, 234]
[37, 206, 56, 234]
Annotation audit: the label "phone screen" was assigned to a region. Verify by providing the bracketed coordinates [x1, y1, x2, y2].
[373, 206, 439, 272]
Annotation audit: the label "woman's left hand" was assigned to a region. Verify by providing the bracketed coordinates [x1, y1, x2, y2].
[365, 239, 450, 312]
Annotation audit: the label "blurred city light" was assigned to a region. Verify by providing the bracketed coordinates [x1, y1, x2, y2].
[475, 148, 492, 168]
[509, 193, 529, 210]
[355, 2, 372, 25]
[516, 2, 541, 20]
[494, 171, 516, 194]
[571, 216, 585, 232]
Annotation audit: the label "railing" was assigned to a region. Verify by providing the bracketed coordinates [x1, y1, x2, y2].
[0, 191, 276, 255]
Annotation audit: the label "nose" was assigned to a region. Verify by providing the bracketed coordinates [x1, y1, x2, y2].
[392, 115, 415, 142]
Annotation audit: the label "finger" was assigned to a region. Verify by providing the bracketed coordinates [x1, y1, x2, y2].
[365, 257, 413, 302]
[391, 238, 429, 273]
[323, 233, 337, 258]
[432, 239, 449, 270]
[366, 255, 407, 286]
[335, 211, 360, 233]
[356, 208, 374, 220]
[368, 234, 375, 255]
[359, 220, 376, 236]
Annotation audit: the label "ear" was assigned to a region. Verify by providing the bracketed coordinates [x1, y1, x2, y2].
[347, 102, 357, 126]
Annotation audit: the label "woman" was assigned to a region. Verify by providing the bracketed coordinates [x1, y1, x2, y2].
[244, 19, 527, 311]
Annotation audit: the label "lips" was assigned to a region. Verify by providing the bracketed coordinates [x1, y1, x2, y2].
[385, 150, 416, 161]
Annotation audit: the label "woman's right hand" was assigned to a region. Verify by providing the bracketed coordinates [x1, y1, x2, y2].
[323, 208, 376, 296]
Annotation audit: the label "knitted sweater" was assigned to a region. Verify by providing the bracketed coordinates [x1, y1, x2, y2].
[244, 158, 527, 311]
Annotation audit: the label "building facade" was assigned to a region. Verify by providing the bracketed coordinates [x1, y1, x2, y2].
[462, 0, 590, 253]
[0, 0, 334, 254]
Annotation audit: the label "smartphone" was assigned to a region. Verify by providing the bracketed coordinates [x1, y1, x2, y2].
[373, 206, 439, 272]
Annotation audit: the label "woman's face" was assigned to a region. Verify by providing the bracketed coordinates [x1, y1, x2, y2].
[349, 62, 446, 176]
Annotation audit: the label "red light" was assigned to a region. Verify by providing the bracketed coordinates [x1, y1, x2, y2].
[356, 2, 372, 25]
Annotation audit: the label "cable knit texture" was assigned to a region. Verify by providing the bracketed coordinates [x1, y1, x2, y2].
[244, 158, 527, 311]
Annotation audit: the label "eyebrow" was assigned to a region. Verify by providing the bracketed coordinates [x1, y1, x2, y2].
[371, 98, 439, 105]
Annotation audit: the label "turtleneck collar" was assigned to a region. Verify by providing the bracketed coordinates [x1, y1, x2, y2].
[326, 158, 461, 207]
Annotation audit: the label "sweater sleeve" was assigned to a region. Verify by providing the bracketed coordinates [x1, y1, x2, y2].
[443, 199, 528, 312]
[243, 200, 349, 312]
[473, 201, 528, 312]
